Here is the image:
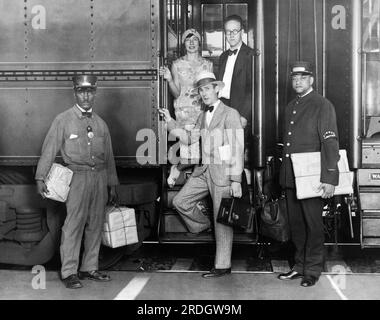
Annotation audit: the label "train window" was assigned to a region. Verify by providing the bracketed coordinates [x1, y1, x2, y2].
[201, 3, 248, 58]
[363, 0, 380, 117]
[202, 4, 224, 57]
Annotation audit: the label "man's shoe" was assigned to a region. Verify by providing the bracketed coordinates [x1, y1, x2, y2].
[185, 227, 212, 237]
[301, 276, 318, 287]
[78, 270, 111, 282]
[278, 270, 303, 280]
[202, 268, 231, 279]
[62, 274, 83, 289]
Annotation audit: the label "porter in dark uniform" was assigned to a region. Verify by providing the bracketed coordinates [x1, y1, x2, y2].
[278, 62, 340, 287]
[36, 75, 119, 289]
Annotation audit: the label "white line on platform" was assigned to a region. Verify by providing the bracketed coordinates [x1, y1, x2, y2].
[114, 276, 150, 300]
[325, 260, 353, 273]
[326, 275, 348, 300]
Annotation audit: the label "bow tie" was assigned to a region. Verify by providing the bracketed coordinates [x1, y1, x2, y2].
[205, 105, 214, 113]
[228, 49, 238, 56]
[82, 111, 92, 118]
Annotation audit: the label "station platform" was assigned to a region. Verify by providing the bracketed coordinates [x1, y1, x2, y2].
[1, 244, 380, 300]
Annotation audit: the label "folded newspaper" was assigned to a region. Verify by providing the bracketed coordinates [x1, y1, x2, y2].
[290, 149, 353, 200]
[43, 163, 73, 202]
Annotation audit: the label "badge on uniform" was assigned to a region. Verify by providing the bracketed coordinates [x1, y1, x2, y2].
[87, 125, 94, 139]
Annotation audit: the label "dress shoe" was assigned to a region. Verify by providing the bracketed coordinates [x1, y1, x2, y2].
[278, 270, 303, 280]
[185, 227, 212, 237]
[202, 268, 231, 279]
[78, 270, 111, 282]
[62, 274, 83, 289]
[301, 276, 318, 287]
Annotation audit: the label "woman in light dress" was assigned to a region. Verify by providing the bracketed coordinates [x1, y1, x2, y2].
[160, 28, 213, 187]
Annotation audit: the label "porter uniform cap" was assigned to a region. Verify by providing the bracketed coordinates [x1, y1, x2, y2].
[290, 61, 313, 76]
[73, 75, 97, 89]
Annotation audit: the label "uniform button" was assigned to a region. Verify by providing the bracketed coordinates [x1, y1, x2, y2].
[293, 110, 296, 114]
[288, 132, 292, 135]
[290, 121, 294, 124]
[91, 167, 95, 171]
[91, 156, 95, 159]
[287, 143, 290, 146]
[88, 142, 91, 145]
[286, 154, 290, 157]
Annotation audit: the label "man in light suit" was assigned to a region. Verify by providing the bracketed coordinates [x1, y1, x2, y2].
[218, 15, 255, 131]
[159, 71, 244, 278]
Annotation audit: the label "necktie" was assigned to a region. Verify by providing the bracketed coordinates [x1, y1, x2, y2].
[228, 49, 238, 56]
[82, 111, 92, 118]
[205, 105, 214, 113]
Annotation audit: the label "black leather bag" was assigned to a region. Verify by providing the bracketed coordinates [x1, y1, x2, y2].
[260, 196, 290, 242]
[217, 197, 254, 229]
[216, 170, 253, 229]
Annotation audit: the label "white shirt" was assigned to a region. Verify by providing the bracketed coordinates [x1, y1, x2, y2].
[219, 43, 242, 100]
[76, 104, 93, 113]
[206, 100, 220, 127]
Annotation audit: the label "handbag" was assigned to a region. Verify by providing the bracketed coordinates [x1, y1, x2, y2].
[260, 195, 290, 242]
[217, 197, 254, 229]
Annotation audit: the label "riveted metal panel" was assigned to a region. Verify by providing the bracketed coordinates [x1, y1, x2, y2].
[0, 0, 161, 166]
[92, 0, 158, 69]
[0, 1, 27, 67]
[0, 0, 160, 71]
[26, 0, 91, 68]
[0, 83, 157, 164]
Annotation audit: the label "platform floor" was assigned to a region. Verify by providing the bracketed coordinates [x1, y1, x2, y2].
[1, 244, 380, 300]
[1, 270, 380, 300]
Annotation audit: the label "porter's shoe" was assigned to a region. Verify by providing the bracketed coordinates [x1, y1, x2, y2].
[62, 274, 83, 289]
[301, 276, 318, 287]
[202, 268, 231, 279]
[278, 270, 303, 280]
[78, 270, 111, 282]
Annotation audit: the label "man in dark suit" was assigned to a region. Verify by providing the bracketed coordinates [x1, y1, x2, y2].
[278, 61, 340, 287]
[218, 15, 255, 131]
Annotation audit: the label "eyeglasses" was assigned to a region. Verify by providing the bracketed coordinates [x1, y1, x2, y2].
[225, 29, 242, 36]
[291, 75, 311, 82]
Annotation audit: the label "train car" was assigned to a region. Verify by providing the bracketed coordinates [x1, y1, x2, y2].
[0, 0, 378, 267]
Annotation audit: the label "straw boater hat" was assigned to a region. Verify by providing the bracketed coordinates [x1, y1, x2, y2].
[191, 71, 225, 93]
